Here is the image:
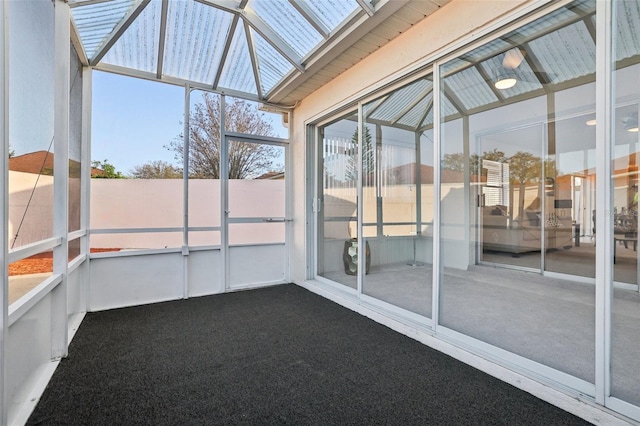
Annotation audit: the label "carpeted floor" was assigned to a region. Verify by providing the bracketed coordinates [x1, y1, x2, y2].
[28, 284, 589, 425]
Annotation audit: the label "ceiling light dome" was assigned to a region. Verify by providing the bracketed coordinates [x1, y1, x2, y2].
[494, 69, 517, 90]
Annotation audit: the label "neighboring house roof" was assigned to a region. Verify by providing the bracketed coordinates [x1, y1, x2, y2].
[9, 150, 100, 177]
[9, 151, 54, 175]
[256, 171, 285, 180]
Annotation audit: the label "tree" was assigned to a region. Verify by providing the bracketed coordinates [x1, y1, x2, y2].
[441, 148, 506, 181]
[130, 160, 182, 179]
[168, 93, 279, 179]
[345, 126, 375, 185]
[91, 159, 125, 178]
[508, 151, 542, 221]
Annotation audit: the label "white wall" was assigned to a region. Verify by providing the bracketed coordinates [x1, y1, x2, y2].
[90, 179, 285, 248]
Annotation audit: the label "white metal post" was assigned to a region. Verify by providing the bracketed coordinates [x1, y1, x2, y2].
[0, 0, 9, 423]
[284, 111, 292, 283]
[221, 95, 229, 290]
[182, 85, 190, 298]
[81, 67, 92, 311]
[432, 63, 442, 330]
[357, 103, 363, 296]
[51, 0, 70, 359]
[595, 0, 613, 406]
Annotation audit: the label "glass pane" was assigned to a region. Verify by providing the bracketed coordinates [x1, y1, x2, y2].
[611, 0, 640, 408]
[439, 0, 596, 385]
[544, 84, 596, 277]
[362, 77, 434, 319]
[317, 112, 358, 289]
[8, 0, 55, 250]
[9, 251, 54, 305]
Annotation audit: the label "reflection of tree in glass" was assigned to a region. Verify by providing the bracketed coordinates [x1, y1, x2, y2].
[169, 93, 280, 179]
[441, 149, 557, 220]
[345, 126, 374, 185]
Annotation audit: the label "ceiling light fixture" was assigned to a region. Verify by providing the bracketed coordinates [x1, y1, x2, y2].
[586, 119, 596, 126]
[502, 47, 526, 69]
[494, 69, 517, 90]
[623, 115, 639, 133]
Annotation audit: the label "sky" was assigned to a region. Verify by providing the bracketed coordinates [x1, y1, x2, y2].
[92, 71, 185, 174]
[91, 71, 289, 175]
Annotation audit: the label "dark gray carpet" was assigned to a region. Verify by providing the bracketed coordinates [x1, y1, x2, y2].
[28, 284, 589, 425]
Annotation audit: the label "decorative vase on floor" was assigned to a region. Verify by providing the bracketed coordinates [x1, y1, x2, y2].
[343, 238, 371, 275]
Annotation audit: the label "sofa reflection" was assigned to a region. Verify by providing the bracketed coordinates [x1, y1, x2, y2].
[482, 205, 572, 254]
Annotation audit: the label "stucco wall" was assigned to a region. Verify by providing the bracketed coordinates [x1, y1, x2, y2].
[290, 0, 534, 283]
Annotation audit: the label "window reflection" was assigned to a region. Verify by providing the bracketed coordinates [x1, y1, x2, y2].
[439, 0, 596, 384]
[611, 0, 640, 408]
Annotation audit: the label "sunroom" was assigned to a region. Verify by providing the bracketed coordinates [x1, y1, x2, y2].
[2, 0, 640, 424]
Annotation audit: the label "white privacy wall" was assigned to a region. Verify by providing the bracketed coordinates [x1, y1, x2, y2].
[90, 179, 285, 248]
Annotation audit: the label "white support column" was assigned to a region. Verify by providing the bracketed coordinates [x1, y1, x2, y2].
[221, 95, 229, 291]
[432, 63, 442, 331]
[356, 103, 363, 296]
[81, 66, 92, 312]
[0, 1, 9, 423]
[182, 85, 190, 298]
[594, 0, 613, 406]
[51, 0, 70, 359]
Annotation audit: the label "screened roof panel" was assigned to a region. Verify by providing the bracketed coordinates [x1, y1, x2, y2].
[247, 0, 323, 58]
[527, 22, 595, 84]
[444, 67, 498, 111]
[162, 1, 232, 84]
[69, 0, 448, 103]
[615, 1, 640, 62]
[72, 0, 141, 60]
[504, 3, 588, 43]
[397, 92, 433, 129]
[460, 38, 512, 64]
[219, 24, 258, 95]
[101, 0, 160, 73]
[252, 29, 291, 95]
[300, 0, 360, 30]
[368, 79, 432, 123]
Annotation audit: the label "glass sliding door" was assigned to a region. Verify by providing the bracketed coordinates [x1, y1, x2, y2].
[361, 76, 434, 319]
[317, 112, 359, 289]
[610, 0, 640, 408]
[438, 0, 596, 387]
[476, 125, 544, 270]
